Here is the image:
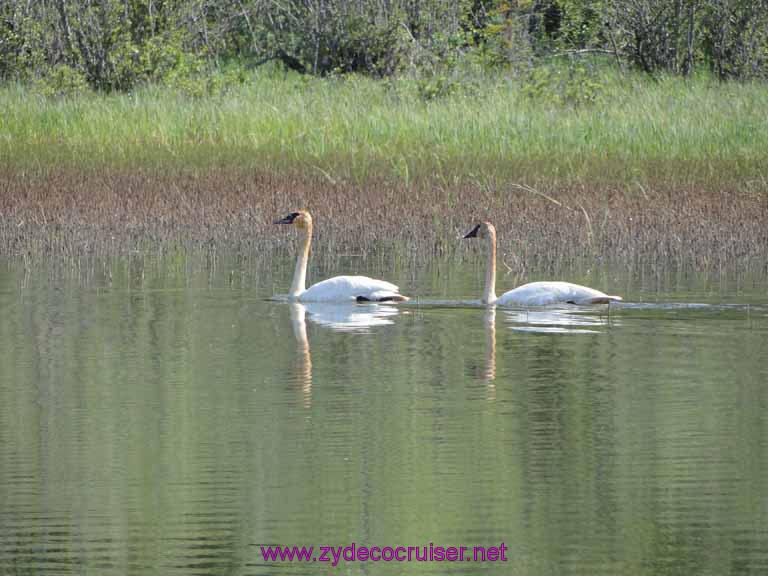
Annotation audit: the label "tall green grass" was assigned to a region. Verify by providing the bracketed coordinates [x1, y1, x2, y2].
[2, 71, 767, 187]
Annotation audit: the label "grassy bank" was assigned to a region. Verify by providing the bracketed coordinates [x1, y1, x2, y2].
[2, 71, 766, 264]
[2, 71, 767, 187]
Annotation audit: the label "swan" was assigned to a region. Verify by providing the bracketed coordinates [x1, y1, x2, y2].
[463, 221, 622, 306]
[275, 211, 409, 302]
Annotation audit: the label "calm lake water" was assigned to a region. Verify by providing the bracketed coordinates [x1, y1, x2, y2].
[1, 253, 767, 576]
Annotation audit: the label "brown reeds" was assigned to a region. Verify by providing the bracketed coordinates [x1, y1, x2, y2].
[1, 168, 766, 274]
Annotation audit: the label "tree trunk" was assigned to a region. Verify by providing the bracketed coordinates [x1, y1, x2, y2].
[683, 1, 695, 76]
[55, 0, 74, 58]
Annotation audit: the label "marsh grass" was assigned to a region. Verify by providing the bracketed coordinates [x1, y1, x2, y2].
[2, 169, 765, 277]
[2, 72, 767, 187]
[2, 71, 766, 268]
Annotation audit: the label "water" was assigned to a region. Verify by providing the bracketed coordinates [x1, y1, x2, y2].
[1, 255, 767, 575]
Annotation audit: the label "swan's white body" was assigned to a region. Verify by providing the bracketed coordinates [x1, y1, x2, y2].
[276, 211, 408, 303]
[464, 222, 622, 306]
[299, 275, 405, 303]
[497, 281, 620, 306]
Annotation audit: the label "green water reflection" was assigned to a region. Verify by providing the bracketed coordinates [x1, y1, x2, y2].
[1, 256, 767, 575]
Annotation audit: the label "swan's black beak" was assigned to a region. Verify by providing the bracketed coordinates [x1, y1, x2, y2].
[275, 212, 300, 225]
[463, 224, 480, 239]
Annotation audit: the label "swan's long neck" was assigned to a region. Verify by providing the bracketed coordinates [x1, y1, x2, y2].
[483, 227, 498, 305]
[290, 221, 312, 298]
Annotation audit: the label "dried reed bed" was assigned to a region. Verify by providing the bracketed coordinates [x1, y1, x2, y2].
[1, 169, 765, 275]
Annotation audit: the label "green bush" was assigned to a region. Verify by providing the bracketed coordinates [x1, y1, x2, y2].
[415, 75, 461, 101]
[520, 61, 604, 107]
[1, 0, 766, 89]
[33, 65, 91, 98]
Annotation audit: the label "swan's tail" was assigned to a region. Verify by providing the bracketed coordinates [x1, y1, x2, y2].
[379, 294, 410, 302]
[584, 295, 623, 304]
[356, 294, 410, 303]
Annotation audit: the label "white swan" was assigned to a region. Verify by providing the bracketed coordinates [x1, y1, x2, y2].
[463, 221, 622, 306]
[275, 211, 409, 302]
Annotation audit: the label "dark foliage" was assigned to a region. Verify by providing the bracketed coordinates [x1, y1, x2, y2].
[1, 0, 766, 91]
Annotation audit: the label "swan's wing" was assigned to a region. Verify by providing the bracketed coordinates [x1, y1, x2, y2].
[300, 275, 405, 302]
[498, 281, 622, 306]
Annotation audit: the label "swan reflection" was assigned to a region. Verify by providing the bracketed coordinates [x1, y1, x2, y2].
[483, 307, 496, 384]
[481, 307, 497, 403]
[288, 302, 402, 407]
[476, 304, 614, 402]
[289, 303, 313, 408]
[298, 302, 400, 333]
[502, 305, 613, 334]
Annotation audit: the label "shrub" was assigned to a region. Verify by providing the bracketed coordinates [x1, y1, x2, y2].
[33, 65, 90, 98]
[520, 61, 604, 107]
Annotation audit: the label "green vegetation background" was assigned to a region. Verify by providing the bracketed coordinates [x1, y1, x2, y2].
[3, 70, 767, 187]
[2, 0, 767, 186]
